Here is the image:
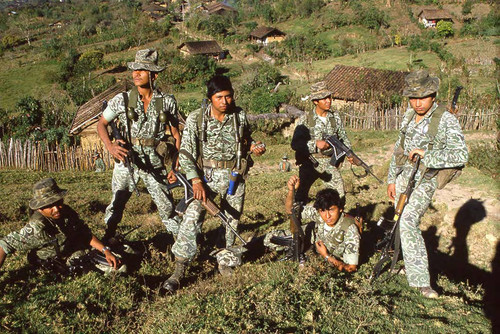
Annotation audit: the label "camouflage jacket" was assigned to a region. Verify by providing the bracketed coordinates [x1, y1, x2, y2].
[180, 104, 253, 180]
[102, 89, 179, 169]
[302, 205, 360, 265]
[292, 108, 351, 159]
[387, 103, 468, 184]
[0, 206, 93, 261]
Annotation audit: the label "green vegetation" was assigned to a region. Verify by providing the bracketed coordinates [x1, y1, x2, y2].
[0, 131, 496, 332]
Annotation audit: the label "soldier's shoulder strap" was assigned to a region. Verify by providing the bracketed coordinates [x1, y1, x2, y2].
[306, 109, 337, 130]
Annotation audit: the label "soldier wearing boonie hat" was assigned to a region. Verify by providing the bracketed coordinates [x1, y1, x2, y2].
[291, 81, 353, 203]
[386, 70, 468, 298]
[0, 178, 124, 276]
[97, 49, 183, 244]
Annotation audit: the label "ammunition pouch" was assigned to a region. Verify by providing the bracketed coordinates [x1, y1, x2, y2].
[423, 167, 463, 189]
[131, 137, 158, 147]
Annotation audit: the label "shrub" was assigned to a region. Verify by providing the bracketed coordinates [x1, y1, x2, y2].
[468, 141, 499, 178]
[436, 20, 454, 38]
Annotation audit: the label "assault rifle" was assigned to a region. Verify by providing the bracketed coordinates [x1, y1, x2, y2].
[323, 135, 383, 184]
[370, 155, 421, 282]
[270, 192, 306, 263]
[109, 119, 140, 197]
[174, 171, 247, 245]
[450, 86, 463, 114]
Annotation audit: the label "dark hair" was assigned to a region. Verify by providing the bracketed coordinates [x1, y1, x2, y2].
[313, 189, 344, 211]
[206, 75, 233, 99]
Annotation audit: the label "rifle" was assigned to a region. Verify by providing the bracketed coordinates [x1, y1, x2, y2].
[109, 119, 140, 197]
[323, 135, 383, 184]
[270, 191, 306, 263]
[450, 86, 463, 114]
[174, 171, 247, 246]
[370, 155, 421, 282]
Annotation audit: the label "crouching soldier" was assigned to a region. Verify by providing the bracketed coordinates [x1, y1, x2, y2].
[265, 175, 361, 272]
[0, 178, 125, 276]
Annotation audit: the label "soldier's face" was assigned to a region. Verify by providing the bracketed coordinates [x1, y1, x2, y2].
[318, 205, 342, 227]
[38, 199, 64, 220]
[132, 70, 157, 88]
[210, 90, 233, 114]
[313, 96, 332, 112]
[409, 95, 435, 115]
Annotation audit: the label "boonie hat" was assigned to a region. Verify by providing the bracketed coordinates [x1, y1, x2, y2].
[29, 178, 67, 210]
[310, 81, 332, 101]
[127, 49, 165, 72]
[403, 70, 440, 98]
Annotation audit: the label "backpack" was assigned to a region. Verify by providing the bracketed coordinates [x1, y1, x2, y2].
[395, 105, 463, 189]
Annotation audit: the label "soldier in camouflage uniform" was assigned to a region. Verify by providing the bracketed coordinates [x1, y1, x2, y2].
[0, 178, 122, 275]
[162, 75, 266, 293]
[387, 70, 468, 298]
[292, 81, 353, 203]
[264, 175, 360, 272]
[97, 49, 182, 242]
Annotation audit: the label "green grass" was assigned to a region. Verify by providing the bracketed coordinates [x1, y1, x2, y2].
[0, 132, 497, 332]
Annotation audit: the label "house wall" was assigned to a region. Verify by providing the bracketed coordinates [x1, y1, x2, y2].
[265, 35, 285, 44]
[78, 122, 105, 152]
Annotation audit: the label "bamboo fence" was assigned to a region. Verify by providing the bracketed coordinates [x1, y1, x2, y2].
[0, 139, 115, 171]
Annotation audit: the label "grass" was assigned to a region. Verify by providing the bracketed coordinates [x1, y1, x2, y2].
[0, 131, 497, 332]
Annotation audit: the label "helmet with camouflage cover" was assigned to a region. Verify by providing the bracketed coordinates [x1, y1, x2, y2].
[402, 70, 440, 98]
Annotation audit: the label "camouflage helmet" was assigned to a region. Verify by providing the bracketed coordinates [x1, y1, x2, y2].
[29, 178, 67, 210]
[310, 81, 332, 101]
[402, 70, 440, 98]
[127, 49, 165, 72]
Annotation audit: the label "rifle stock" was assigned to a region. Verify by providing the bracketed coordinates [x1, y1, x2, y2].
[324, 135, 383, 184]
[174, 171, 247, 245]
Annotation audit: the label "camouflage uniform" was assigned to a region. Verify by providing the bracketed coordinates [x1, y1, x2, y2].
[292, 109, 351, 203]
[0, 206, 93, 264]
[264, 205, 360, 265]
[102, 90, 181, 237]
[388, 73, 468, 287]
[172, 104, 253, 262]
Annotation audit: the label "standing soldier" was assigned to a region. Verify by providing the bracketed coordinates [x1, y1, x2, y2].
[292, 81, 353, 203]
[162, 75, 266, 293]
[387, 70, 468, 298]
[97, 49, 182, 243]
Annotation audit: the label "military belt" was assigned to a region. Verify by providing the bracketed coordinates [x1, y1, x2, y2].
[202, 159, 236, 169]
[311, 153, 330, 159]
[131, 137, 158, 147]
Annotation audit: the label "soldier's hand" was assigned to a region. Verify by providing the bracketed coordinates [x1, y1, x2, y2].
[387, 183, 396, 201]
[251, 141, 266, 156]
[192, 180, 206, 203]
[315, 240, 328, 257]
[316, 140, 330, 150]
[104, 250, 121, 270]
[408, 149, 424, 162]
[167, 170, 177, 184]
[287, 175, 300, 191]
[108, 140, 128, 162]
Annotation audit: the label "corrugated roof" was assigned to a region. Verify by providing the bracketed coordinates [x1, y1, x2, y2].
[250, 26, 286, 39]
[417, 9, 453, 20]
[69, 80, 132, 135]
[323, 65, 407, 102]
[177, 40, 223, 54]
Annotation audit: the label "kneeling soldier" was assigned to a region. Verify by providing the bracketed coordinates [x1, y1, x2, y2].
[0, 178, 123, 276]
[265, 175, 361, 272]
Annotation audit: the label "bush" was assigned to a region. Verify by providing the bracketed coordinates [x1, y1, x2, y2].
[468, 141, 499, 178]
[436, 20, 454, 38]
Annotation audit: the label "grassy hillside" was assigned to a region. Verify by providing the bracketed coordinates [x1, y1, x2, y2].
[0, 132, 497, 332]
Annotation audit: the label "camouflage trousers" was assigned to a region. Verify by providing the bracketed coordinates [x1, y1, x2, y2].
[396, 172, 438, 287]
[104, 162, 181, 237]
[296, 158, 345, 203]
[171, 167, 245, 261]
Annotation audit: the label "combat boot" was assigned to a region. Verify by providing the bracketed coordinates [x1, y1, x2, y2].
[161, 257, 188, 293]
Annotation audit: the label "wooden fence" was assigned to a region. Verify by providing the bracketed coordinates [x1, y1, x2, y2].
[340, 105, 498, 131]
[0, 139, 115, 172]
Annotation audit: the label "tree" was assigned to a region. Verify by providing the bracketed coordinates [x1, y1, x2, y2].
[436, 20, 454, 38]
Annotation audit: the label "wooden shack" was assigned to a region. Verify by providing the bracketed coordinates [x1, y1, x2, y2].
[417, 9, 453, 28]
[69, 80, 132, 150]
[249, 26, 286, 45]
[177, 40, 226, 60]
